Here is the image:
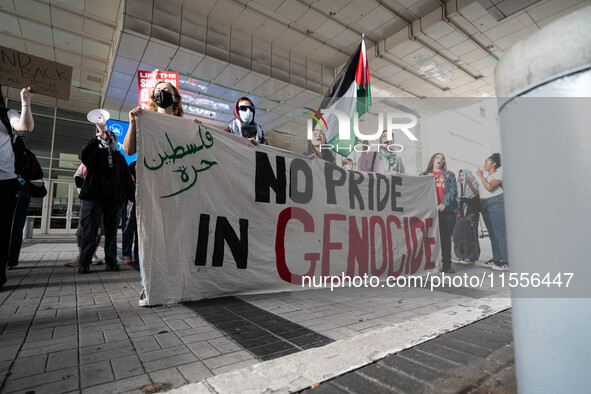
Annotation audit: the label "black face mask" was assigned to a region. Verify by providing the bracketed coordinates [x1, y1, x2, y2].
[154, 90, 174, 108]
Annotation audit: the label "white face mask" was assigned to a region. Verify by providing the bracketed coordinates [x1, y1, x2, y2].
[239, 109, 253, 124]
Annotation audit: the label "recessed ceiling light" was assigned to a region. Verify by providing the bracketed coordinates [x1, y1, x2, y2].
[329, 11, 336, 16]
[486, 44, 494, 49]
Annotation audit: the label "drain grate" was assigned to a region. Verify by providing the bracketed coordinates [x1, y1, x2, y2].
[184, 296, 333, 361]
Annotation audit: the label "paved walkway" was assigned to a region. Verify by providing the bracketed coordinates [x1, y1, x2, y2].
[302, 310, 515, 394]
[0, 239, 512, 393]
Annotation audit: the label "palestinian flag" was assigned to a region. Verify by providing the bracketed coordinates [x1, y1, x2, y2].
[316, 37, 371, 157]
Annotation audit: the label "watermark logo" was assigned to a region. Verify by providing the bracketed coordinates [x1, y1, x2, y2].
[305, 109, 418, 153]
[303, 107, 328, 134]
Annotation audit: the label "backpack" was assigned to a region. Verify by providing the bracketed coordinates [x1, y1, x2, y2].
[22, 149, 43, 181]
[0, 108, 43, 181]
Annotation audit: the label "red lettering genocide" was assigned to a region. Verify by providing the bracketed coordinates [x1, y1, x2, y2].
[275, 207, 437, 285]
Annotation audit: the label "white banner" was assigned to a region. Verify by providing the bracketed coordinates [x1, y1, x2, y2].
[137, 110, 440, 305]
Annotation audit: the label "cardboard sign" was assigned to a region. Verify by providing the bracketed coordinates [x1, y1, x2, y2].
[0, 45, 73, 100]
[137, 70, 179, 109]
[136, 110, 441, 305]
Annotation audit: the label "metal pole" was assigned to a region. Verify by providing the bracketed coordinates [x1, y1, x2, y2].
[495, 7, 591, 393]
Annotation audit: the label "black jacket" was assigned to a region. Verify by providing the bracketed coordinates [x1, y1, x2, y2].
[79, 138, 134, 205]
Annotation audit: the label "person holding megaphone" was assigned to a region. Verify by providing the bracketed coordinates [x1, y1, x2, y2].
[77, 111, 134, 274]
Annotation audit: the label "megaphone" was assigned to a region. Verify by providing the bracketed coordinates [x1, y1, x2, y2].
[87, 109, 110, 132]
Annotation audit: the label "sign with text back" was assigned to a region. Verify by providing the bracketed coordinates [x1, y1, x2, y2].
[0, 45, 73, 100]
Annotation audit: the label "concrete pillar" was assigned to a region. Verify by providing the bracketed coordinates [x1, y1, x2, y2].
[494, 7, 591, 394]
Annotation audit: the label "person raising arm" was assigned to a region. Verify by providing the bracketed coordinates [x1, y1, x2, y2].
[124, 81, 185, 155]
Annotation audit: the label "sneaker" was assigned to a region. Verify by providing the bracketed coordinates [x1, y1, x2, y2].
[92, 254, 103, 265]
[65, 256, 80, 267]
[139, 289, 148, 307]
[123, 257, 132, 264]
[105, 264, 120, 272]
[78, 265, 90, 274]
[492, 262, 510, 271]
[477, 259, 497, 268]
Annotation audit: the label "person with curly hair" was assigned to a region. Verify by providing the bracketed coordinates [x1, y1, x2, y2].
[124, 80, 184, 155]
[421, 153, 458, 274]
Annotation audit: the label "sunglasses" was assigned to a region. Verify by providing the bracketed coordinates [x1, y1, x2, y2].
[238, 105, 255, 111]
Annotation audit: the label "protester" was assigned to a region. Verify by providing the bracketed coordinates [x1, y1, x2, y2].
[421, 153, 458, 274]
[122, 161, 138, 265]
[476, 153, 508, 271]
[342, 158, 354, 170]
[8, 134, 44, 269]
[303, 129, 335, 163]
[78, 125, 134, 274]
[357, 130, 405, 173]
[124, 81, 185, 155]
[0, 87, 34, 290]
[453, 169, 481, 263]
[225, 97, 267, 145]
[65, 164, 103, 267]
[124, 81, 191, 306]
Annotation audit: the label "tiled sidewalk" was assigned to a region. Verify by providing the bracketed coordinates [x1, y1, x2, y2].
[302, 310, 515, 394]
[0, 241, 510, 393]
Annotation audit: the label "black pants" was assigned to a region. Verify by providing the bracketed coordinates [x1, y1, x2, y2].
[0, 179, 20, 287]
[9, 189, 31, 266]
[80, 200, 120, 267]
[439, 211, 457, 271]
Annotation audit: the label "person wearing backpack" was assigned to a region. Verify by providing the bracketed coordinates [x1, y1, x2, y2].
[453, 169, 481, 263]
[0, 86, 34, 290]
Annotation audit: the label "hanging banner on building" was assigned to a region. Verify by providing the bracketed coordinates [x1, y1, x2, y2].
[136, 110, 440, 305]
[137, 70, 178, 109]
[0, 45, 73, 100]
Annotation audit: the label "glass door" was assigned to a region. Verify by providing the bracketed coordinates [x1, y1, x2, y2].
[47, 181, 78, 234]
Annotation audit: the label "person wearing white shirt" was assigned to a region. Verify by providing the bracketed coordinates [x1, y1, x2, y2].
[0, 86, 34, 290]
[476, 153, 508, 271]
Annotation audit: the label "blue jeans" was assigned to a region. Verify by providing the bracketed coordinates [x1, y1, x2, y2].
[8, 190, 31, 266]
[481, 194, 508, 263]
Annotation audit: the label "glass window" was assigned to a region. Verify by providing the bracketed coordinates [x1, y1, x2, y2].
[27, 195, 44, 219]
[50, 167, 77, 180]
[23, 114, 53, 160]
[53, 118, 95, 159]
[7, 99, 55, 116]
[57, 108, 88, 122]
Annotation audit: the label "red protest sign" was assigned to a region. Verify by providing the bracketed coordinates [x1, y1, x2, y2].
[137, 70, 179, 109]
